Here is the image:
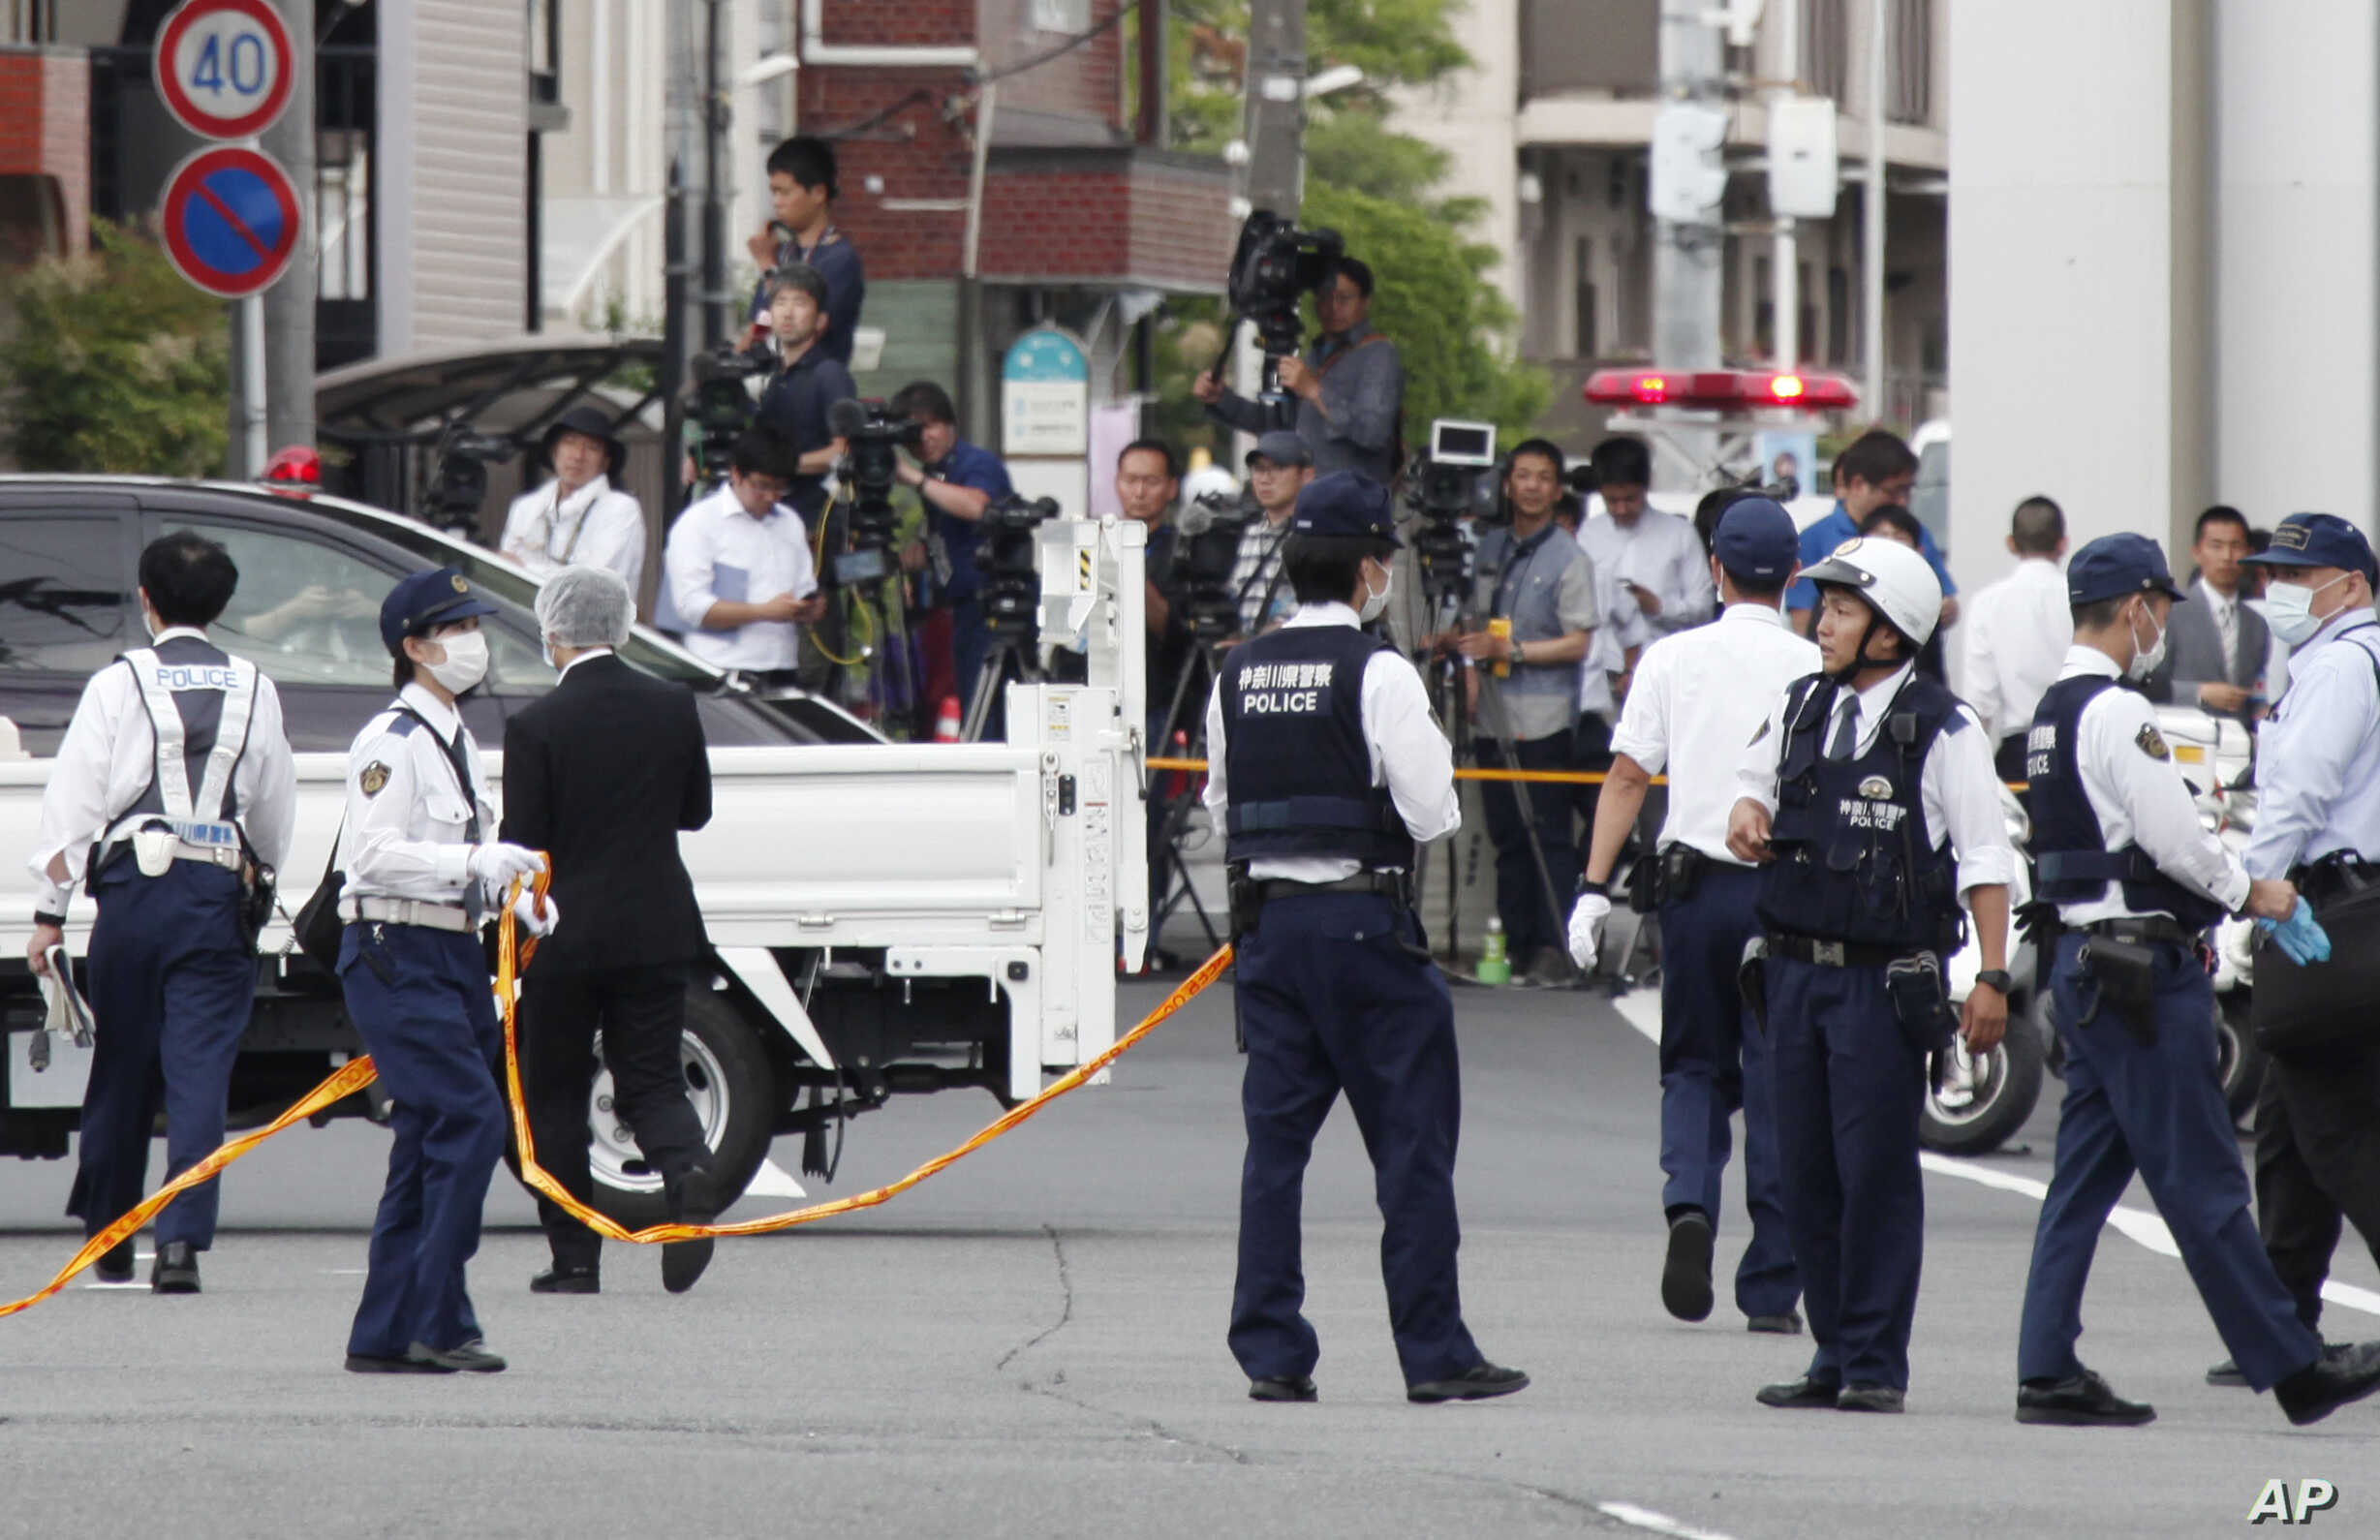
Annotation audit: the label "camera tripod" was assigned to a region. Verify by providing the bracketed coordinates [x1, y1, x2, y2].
[962, 631, 1045, 743]
[1144, 633, 1233, 960]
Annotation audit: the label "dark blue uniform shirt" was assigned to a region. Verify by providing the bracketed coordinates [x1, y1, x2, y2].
[925, 439, 1014, 604]
[756, 346, 856, 521]
[749, 229, 865, 369]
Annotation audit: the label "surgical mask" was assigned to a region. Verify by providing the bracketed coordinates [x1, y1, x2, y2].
[2265, 572, 2351, 647]
[1358, 565, 1393, 624]
[425, 630, 489, 694]
[2126, 602, 2168, 682]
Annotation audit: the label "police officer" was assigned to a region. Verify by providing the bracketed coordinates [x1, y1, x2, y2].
[25, 533, 296, 1292]
[1727, 538, 2017, 1414]
[337, 569, 552, 1374]
[2012, 532, 2380, 1427]
[1203, 471, 1528, 1405]
[1567, 500, 1815, 1331]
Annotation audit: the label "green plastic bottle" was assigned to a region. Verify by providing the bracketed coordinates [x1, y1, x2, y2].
[1475, 915, 1512, 985]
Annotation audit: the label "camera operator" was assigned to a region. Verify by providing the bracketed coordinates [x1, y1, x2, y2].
[744, 136, 864, 367]
[1443, 438, 1599, 988]
[661, 429, 825, 686]
[500, 407, 648, 597]
[1581, 437, 1715, 636]
[885, 381, 1014, 717]
[1194, 257, 1404, 486]
[1227, 433, 1316, 636]
[752, 264, 855, 523]
[1116, 438, 1194, 724]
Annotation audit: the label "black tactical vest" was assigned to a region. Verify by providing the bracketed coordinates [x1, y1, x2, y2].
[1219, 624, 1414, 870]
[122, 634, 243, 822]
[2026, 674, 2226, 930]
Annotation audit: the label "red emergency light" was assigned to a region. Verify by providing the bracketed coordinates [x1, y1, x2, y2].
[260, 445, 322, 498]
[1583, 368, 1858, 412]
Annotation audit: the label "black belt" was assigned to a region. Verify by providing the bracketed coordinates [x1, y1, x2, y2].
[2291, 857, 2380, 904]
[2078, 916, 2199, 947]
[1253, 872, 1407, 903]
[1766, 932, 1918, 970]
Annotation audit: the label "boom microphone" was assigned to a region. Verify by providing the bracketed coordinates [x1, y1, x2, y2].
[826, 397, 870, 439]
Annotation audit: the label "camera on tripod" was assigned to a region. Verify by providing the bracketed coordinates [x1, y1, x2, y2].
[421, 430, 515, 538]
[1405, 418, 1499, 601]
[1225, 210, 1344, 402]
[825, 396, 925, 581]
[686, 343, 764, 485]
[1176, 487, 1260, 639]
[977, 492, 1064, 640]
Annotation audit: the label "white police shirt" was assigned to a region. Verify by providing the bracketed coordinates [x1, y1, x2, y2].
[2041, 646, 2249, 925]
[1734, 660, 2019, 900]
[28, 626, 296, 917]
[336, 682, 498, 908]
[2246, 607, 2380, 879]
[1613, 601, 1819, 866]
[499, 474, 647, 594]
[1202, 602, 1461, 883]
[663, 481, 819, 672]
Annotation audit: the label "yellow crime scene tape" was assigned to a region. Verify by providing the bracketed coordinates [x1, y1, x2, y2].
[1, 872, 1233, 1315]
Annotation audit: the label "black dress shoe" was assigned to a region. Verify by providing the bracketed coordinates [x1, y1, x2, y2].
[1248, 1374, 1317, 1402]
[1661, 1210, 1715, 1323]
[1755, 1374, 1841, 1409]
[1836, 1383, 1906, 1414]
[345, 1352, 448, 1374]
[93, 1239, 136, 1284]
[2274, 1340, 2380, 1426]
[2205, 1356, 2247, 1388]
[150, 1241, 200, 1294]
[1746, 1310, 1804, 1336]
[530, 1266, 600, 1294]
[662, 1161, 720, 1296]
[1407, 1362, 1530, 1403]
[2017, 1368, 2155, 1427]
[407, 1339, 507, 1373]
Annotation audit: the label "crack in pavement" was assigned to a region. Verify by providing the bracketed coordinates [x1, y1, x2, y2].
[996, 1223, 1075, 1372]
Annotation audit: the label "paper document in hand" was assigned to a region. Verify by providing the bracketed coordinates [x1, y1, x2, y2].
[40, 946, 95, 1049]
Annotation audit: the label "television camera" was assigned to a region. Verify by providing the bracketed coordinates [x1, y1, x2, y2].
[421, 429, 517, 538]
[1218, 210, 1345, 412]
[1175, 486, 1261, 640]
[686, 341, 765, 485]
[1404, 418, 1501, 605]
[825, 396, 925, 580]
[977, 492, 1065, 641]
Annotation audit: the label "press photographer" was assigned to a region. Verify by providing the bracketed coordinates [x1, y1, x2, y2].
[886, 380, 1014, 720]
[1226, 433, 1316, 636]
[755, 263, 856, 522]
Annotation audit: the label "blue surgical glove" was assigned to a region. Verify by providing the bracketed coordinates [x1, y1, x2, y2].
[2256, 898, 2334, 966]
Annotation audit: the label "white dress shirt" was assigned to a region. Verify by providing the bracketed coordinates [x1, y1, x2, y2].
[28, 626, 296, 916]
[337, 683, 498, 907]
[1613, 602, 1819, 865]
[2045, 646, 2250, 922]
[499, 474, 648, 594]
[663, 482, 819, 672]
[1578, 559, 1653, 720]
[2202, 576, 2241, 665]
[1577, 506, 1716, 635]
[1735, 661, 2019, 899]
[1961, 556, 2073, 744]
[1203, 601, 1462, 882]
[2246, 609, 2380, 878]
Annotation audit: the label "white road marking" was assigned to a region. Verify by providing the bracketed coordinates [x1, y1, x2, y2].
[741, 1158, 806, 1199]
[1607, 991, 2380, 1319]
[1594, 1500, 1740, 1540]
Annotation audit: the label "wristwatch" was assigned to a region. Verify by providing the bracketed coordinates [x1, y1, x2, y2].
[1973, 969, 2015, 996]
[1575, 878, 1609, 900]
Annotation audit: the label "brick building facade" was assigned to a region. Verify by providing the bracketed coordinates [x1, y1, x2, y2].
[0, 45, 90, 264]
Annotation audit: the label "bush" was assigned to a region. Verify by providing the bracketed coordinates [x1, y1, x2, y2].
[0, 218, 229, 475]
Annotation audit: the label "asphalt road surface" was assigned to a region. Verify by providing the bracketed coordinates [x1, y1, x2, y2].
[1, 975, 2373, 1540]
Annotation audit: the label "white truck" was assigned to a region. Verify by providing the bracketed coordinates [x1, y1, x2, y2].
[0, 480, 1148, 1224]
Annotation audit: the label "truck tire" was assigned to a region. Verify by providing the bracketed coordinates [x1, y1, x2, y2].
[1920, 995, 2048, 1156]
[584, 985, 778, 1231]
[2216, 991, 2265, 1124]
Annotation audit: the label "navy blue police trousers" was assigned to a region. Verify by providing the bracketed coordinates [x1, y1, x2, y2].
[1229, 890, 1483, 1388]
[2018, 933, 2321, 1391]
[1659, 865, 1799, 1319]
[338, 921, 507, 1359]
[70, 860, 254, 1250]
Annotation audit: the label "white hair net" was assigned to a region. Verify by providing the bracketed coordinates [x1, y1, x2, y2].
[536, 565, 635, 649]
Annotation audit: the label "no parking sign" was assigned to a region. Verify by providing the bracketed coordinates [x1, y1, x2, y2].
[157, 144, 301, 298]
[151, 0, 295, 141]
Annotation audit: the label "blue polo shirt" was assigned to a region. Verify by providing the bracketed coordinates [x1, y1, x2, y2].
[749, 229, 866, 369]
[755, 346, 856, 520]
[927, 439, 1014, 604]
[1787, 502, 1957, 612]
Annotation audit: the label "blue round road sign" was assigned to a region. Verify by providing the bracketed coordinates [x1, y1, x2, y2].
[158, 144, 300, 298]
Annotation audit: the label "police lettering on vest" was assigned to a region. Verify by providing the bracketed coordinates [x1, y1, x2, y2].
[2027, 675, 2226, 930]
[1220, 627, 1414, 870]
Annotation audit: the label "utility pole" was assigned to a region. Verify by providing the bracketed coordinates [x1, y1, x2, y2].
[261, 0, 314, 460]
[1769, 0, 1798, 370]
[1240, 0, 1305, 218]
[1864, 0, 1888, 426]
[701, 0, 730, 351]
[1652, 0, 1727, 483]
[663, 0, 705, 512]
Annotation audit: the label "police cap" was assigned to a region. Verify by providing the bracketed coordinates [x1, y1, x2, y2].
[1287, 471, 1402, 547]
[2244, 512, 2379, 585]
[380, 567, 501, 652]
[1712, 497, 1800, 583]
[2066, 533, 2187, 607]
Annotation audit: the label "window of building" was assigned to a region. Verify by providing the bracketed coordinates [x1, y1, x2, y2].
[1827, 266, 1851, 365]
[1033, 0, 1092, 32]
[1803, 0, 1847, 102]
[1573, 236, 1598, 358]
[1890, 0, 1932, 124]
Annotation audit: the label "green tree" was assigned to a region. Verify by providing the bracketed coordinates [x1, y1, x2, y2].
[0, 219, 229, 476]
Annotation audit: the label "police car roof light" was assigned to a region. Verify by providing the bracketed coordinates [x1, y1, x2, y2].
[1583, 367, 1858, 413]
[261, 445, 322, 497]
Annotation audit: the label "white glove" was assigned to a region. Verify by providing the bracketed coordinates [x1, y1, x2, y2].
[466, 843, 546, 889]
[1567, 891, 1613, 970]
[510, 888, 561, 939]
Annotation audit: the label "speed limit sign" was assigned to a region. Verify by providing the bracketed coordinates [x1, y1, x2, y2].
[152, 0, 294, 141]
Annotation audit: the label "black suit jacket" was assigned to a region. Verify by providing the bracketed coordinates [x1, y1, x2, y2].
[499, 654, 711, 971]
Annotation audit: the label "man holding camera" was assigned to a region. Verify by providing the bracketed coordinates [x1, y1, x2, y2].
[753, 263, 854, 525]
[662, 429, 824, 687]
[888, 380, 1014, 719]
[745, 136, 864, 366]
[1194, 258, 1404, 486]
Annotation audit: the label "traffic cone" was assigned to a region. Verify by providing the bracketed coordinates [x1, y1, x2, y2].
[933, 694, 963, 743]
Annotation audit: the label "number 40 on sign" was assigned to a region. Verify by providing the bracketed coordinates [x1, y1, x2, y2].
[151, 0, 294, 142]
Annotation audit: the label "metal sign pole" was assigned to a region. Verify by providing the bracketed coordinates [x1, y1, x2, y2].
[241, 295, 268, 473]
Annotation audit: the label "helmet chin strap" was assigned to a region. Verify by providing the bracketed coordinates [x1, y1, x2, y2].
[1826, 608, 1902, 683]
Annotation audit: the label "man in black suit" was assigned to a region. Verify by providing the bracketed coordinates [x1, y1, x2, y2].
[500, 566, 722, 1294]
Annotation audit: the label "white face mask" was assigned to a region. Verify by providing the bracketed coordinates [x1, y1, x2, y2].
[425, 629, 490, 694]
[1358, 563, 1393, 623]
[2126, 601, 2168, 682]
[2265, 572, 2351, 647]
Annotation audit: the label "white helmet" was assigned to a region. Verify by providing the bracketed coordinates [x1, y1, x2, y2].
[1800, 536, 1943, 649]
[1181, 464, 1239, 508]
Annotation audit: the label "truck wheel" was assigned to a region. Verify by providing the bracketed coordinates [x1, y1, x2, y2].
[1920, 997, 2047, 1156]
[2216, 991, 2265, 1124]
[584, 985, 777, 1230]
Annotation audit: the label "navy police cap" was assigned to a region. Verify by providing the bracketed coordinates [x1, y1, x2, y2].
[380, 567, 501, 652]
[1287, 470, 1402, 547]
[2066, 533, 2186, 607]
[2244, 512, 2378, 583]
[1713, 497, 1800, 583]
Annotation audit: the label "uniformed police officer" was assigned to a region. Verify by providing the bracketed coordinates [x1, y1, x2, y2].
[1203, 471, 1529, 1405]
[337, 569, 553, 1374]
[1727, 538, 2017, 1414]
[2012, 532, 2380, 1427]
[1567, 499, 1815, 1331]
[26, 533, 296, 1293]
